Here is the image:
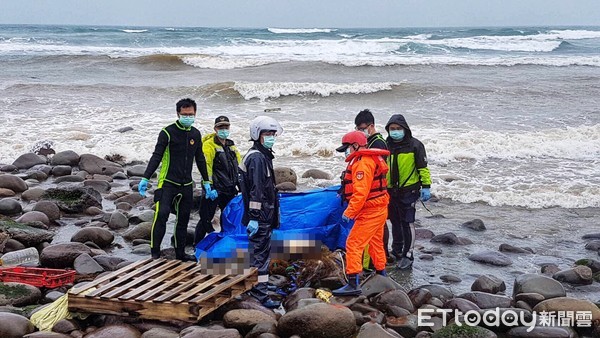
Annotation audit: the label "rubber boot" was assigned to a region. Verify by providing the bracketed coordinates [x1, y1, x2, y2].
[376, 269, 387, 277]
[175, 249, 196, 262]
[151, 248, 161, 260]
[397, 256, 413, 270]
[332, 274, 362, 296]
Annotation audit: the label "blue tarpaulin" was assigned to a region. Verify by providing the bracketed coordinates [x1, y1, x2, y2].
[195, 185, 352, 259]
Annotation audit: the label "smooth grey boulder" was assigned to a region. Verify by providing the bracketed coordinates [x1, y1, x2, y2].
[0, 198, 22, 216]
[50, 150, 80, 166]
[512, 274, 565, 300]
[0, 175, 28, 193]
[12, 153, 46, 169]
[78, 154, 123, 176]
[468, 250, 513, 266]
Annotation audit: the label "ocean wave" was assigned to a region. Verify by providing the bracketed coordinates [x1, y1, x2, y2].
[425, 124, 600, 164]
[434, 180, 600, 209]
[180, 55, 279, 69]
[232, 81, 402, 100]
[122, 29, 148, 33]
[425, 35, 562, 52]
[547, 29, 600, 40]
[268, 28, 337, 34]
[329, 55, 600, 67]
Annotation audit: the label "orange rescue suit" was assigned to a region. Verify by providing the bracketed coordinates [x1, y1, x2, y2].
[342, 148, 390, 275]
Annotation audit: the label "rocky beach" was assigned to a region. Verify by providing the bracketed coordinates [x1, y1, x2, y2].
[0, 148, 599, 338]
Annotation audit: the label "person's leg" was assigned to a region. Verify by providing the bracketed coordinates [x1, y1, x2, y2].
[382, 219, 391, 260]
[150, 185, 177, 259]
[194, 195, 218, 245]
[367, 207, 388, 273]
[344, 215, 373, 276]
[249, 222, 272, 303]
[216, 193, 235, 231]
[333, 210, 385, 296]
[388, 194, 404, 260]
[400, 189, 419, 257]
[398, 190, 419, 269]
[174, 185, 193, 260]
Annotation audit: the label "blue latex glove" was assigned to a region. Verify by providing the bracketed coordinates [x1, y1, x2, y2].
[203, 182, 213, 200]
[247, 220, 259, 238]
[209, 189, 219, 201]
[420, 188, 431, 202]
[342, 214, 351, 223]
[138, 178, 148, 197]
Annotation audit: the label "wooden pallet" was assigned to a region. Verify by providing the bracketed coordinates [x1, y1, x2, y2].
[68, 258, 258, 322]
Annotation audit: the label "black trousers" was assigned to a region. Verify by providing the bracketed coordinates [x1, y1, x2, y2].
[150, 182, 193, 258]
[194, 192, 235, 245]
[388, 189, 420, 259]
[248, 221, 272, 303]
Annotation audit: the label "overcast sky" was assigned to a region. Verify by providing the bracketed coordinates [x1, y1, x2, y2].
[0, 0, 599, 28]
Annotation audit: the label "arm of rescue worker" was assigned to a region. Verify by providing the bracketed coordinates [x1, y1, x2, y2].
[233, 145, 242, 193]
[415, 141, 431, 188]
[195, 136, 210, 183]
[143, 129, 168, 179]
[343, 158, 376, 219]
[246, 154, 265, 221]
[202, 138, 216, 183]
[233, 145, 242, 165]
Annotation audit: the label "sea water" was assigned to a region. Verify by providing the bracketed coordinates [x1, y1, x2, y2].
[1, 25, 599, 298]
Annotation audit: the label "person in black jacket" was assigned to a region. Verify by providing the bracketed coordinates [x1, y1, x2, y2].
[138, 98, 212, 261]
[194, 116, 242, 245]
[355, 109, 388, 152]
[238, 115, 282, 309]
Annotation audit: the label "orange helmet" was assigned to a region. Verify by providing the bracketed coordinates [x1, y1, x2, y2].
[336, 131, 367, 152]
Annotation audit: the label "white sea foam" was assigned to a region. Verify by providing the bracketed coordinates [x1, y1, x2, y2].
[546, 29, 600, 40]
[0, 106, 598, 209]
[232, 82, 402, 100]
[426, 36, 562, 52]
[424, 124, 600, 164]
[268, 28, 337, 34]
[122, 29, 148, 33]
[330, 55, 600, 67]
[2, 29, 600, 67]
[180, 55, 278, 69]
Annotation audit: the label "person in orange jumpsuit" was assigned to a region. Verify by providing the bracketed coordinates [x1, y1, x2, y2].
[332, 131, 390, 296]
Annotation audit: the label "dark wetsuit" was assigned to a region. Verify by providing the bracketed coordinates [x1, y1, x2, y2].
[143, 120, 209, 259]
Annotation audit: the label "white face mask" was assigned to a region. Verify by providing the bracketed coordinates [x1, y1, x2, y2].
[345, 148, 351, 158]
[358, 128, 370, 138]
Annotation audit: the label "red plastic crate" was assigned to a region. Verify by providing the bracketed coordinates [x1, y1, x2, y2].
[0, 267, 76, 288]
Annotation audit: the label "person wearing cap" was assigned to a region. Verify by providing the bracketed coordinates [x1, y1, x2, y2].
[385, 114, 432, 270]
[238, 116, 283, 308]
[332, 131, 390, 296]
[138, 98, 212, 261]
[194, 116, 242, 245]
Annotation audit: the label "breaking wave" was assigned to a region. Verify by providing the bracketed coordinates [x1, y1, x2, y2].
[268, 28, 337, 34]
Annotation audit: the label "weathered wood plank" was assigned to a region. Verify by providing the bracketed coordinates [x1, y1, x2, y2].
[67, 261, 258, 323]
[152, 273, 213, 302]
[170, 275, 229, 303]
[85, 258, 167, 297]
[69, 258, 151, 294]
[120, 263, 201, 301]
[101, 259, 180, 299]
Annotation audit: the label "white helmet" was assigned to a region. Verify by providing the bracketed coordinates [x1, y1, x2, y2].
[249, 116, 283, 141]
